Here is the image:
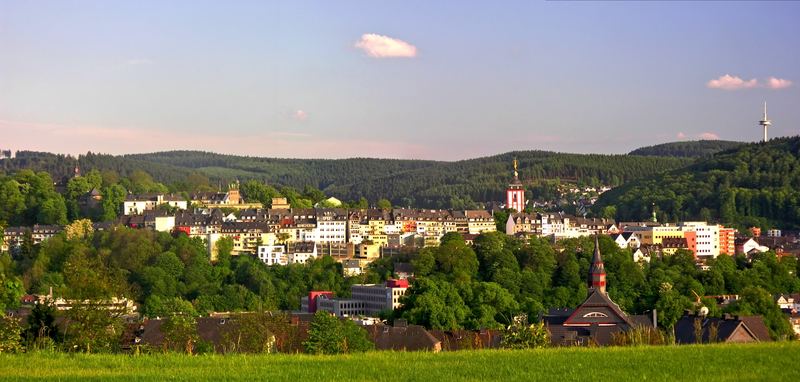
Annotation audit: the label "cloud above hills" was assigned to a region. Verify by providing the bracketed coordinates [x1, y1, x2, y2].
[355, 33, 417, 58]
[707, 74, 792, 90]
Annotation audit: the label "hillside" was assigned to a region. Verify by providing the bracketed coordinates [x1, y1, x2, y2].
[0, 343, 796, 381]
[1, 150, 692, 208]
[629, 140, 744, 158]
[596, 136, 800, 228]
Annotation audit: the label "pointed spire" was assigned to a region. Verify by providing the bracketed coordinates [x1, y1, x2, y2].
[589, 235, 607, 295]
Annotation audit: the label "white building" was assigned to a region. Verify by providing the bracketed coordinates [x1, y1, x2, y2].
[681, 222, 720, 259]
[123, 194, 187, 215]
[257, 245, 288, 266]
[311, 209, 348, 244]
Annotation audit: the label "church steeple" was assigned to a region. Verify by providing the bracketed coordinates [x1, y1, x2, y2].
[506, 157, 525, 213]
[589, 235, 606, 294]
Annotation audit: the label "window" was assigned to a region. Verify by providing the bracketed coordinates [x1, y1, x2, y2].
[582, 312, 608, 318]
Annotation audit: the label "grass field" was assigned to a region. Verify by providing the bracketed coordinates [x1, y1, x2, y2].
[1, 342, 796, 381]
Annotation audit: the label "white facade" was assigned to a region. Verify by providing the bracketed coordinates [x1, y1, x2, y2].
[257, 245, 288, 266]
[123, 195, 187, 215]
[310, 220, 347, 243]
[154, 216, 176, 232]
[681, 222, 720, 259]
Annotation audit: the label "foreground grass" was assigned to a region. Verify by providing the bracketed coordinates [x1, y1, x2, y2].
[1, 342, 797, 381]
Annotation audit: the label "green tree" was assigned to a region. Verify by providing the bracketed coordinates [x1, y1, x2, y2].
[376, 198, 392, 209]
[303, 311, 373, 354]
[162, 313, 199, 354]
[0, 314, 24, 353]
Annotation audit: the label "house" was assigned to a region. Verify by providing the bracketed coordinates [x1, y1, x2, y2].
[776, 294, 795, 310]
[674, 312, 772, 344]
[393, 262, 414, 280]
[610, 232, 640, 249]
[735, 238, 769, 256]
[123, 194, 187, 215]
[342, 259, 362, 276]
[287, 241, 318, 264]
[542, 236, 655, 346]
[428, 329, 502, 350]
[3, 225, 63, 253]
[257, 245, 287, 266]
[366, 321, 441, 352]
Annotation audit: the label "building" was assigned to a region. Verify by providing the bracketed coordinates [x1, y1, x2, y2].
[123, 193, 187, 215]
[542, 237, 655, 346]
[3, 225, 63, 253]
[674, 313, 772, 344]
[366, 321, 442, 352]
[300, 291, 334, 313]
[735, 238, 768, 256]
[506, 159, 525, 213]
[257, 245, 287, 266]
[306, 280, 409, 318]
[286, 241, 318, 264]
[271, 197, 291, 209]
[610, 232, 640, 249]
[351, 279, 409, 316]
[719, 227, 737, 255]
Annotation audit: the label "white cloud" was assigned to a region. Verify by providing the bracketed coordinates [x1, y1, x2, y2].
[293, 109, 308, 121]
[355, 33, 417, 58]
[765, 77, 792, 89]
[677, 132, 687, 139]
[707, 74, 758, 90]
[698, 132, 719, 140]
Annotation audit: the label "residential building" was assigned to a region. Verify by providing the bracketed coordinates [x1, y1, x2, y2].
[610, 232, 640, 249]
[719, 227, 737, 255]
[3, 225, 63, 253]
[543, 237, 655, 346]
[123, 193, 187, 215]
[674, 313, 772, 344]
[286, 241, 318, 264]
[257, 245, 287, 266]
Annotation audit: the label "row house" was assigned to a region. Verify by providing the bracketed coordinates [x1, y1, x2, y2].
[2, 225, 63, 253]
[505, 213, 613, 239]
[123, 193, 187, 215]
[207, 221, 275, 259]
[257, 241, 318, 266]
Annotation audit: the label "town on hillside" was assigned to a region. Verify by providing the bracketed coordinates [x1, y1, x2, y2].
[1, 159, 798, 354]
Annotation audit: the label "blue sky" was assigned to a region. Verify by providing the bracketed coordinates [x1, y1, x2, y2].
[1, 1, 798, 160]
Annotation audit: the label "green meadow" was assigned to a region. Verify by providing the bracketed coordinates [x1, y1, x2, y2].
[0, 342, 796, 381]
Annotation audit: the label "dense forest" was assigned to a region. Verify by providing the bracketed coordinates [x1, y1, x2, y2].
[0, 149, 692, 209]
[596, 136, 800, 229]
[628, 140, 744, 158]
[1, 229, 796, 347]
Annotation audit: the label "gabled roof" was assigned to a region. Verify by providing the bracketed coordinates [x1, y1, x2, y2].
[561, 289, 636, 328]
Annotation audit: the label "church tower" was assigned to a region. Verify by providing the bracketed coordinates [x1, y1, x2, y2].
[506, 158, 525, 213]
[589, 236, 606, 295]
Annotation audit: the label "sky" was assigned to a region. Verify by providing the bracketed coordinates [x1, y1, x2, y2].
[1, 1, 799, 160]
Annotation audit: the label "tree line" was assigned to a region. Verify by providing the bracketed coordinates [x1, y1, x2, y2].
[1, 149, 692, 210]
[596, 136, 800, 229]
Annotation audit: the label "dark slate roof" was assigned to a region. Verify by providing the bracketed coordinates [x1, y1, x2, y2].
[366, 324, 441, 352]
[674, 314, 767, 344]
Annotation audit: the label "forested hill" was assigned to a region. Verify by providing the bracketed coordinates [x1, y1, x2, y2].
[596, 136, 800, 229]
[629, 140, 744, 158]
[1, 149, 692, 208]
